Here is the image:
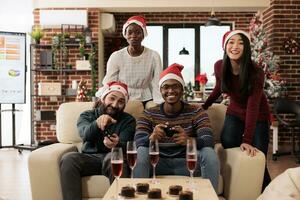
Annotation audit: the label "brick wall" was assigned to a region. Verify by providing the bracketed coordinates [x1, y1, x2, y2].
[32, 8, 99, 141]
[104, 12, 256, 65]
[32, 3, 300, 148]
[264, 0, 300, 149]
[105, 10, 300, 149]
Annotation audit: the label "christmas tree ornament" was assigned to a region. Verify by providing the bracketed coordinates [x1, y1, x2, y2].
[76, 79, 88, 102]
[283, 37, 299, 54]
[249, 12, 286, 99]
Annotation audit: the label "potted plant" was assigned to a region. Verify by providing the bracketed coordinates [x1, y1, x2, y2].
[62, 33, 70, 43]
[51, 33, 61, 69]
[195, 73, 208, 99]
[29, 26, 44, 44]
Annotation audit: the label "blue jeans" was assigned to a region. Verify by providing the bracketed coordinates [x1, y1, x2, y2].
[133, 146, 220, 192]
[221, 114, 271, 190]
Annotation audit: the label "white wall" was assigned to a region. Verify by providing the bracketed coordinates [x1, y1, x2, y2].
[0, 0, 33, 146]
[32, 0, 269, 12]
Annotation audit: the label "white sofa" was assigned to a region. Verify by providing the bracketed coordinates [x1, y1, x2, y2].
[28, 101, 265, 200]
[257, 167, 300, 200]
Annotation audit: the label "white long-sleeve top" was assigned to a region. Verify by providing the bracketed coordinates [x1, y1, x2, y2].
[102, 47, 163, 103]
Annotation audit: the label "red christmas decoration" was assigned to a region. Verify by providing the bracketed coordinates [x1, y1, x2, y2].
[195, 73, 208, 85]
[76, 79, 88, 102]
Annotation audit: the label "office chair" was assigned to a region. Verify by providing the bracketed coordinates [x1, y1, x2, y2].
[273, 98, 300, 163]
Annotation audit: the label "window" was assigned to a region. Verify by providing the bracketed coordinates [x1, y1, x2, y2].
[142, 26, 163, 60]
[143, 24, 231, 88]
[200, 26, 230, 88]
[168, 28, 195, 84]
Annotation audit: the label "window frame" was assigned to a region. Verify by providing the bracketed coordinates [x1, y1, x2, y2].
[146, 23, 233, 86]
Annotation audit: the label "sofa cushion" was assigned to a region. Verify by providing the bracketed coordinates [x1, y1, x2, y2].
[124, 100, 144, 120]
[206, 103, 227, 143]
[57, 102, 94, 143]
[56, 101, 144, 144]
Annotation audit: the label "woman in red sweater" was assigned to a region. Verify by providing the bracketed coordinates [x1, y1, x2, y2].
[202, 30, 271, 190]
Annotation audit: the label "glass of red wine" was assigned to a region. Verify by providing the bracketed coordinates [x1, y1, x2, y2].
[186, 138, 197, 189]
[111, 147, 124, 200]
[126, 141, 137, 182]
[149, 139, 159, 184]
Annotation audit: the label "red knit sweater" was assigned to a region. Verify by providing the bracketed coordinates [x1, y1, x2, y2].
[203, 60, 270, 144]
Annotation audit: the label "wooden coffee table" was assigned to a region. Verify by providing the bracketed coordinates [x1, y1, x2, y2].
[103, 177, 218, 200]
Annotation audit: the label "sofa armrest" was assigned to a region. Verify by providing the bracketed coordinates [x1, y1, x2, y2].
[28, 143, 78, 200]
[82, 176, 110, 198]
[216, 144, 265, 200]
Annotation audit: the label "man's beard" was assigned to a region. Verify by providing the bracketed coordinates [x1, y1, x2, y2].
[100, 104, 123, 118]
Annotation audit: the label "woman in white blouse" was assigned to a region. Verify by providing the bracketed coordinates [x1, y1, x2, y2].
[102, 16, 163, 106]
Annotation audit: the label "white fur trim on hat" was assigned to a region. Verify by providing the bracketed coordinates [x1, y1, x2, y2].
[122, 20, 148, 38]
[223, 30, 250, 49]
[95, 85, 129, 103]
[159, 73, 185, 88]
[95, 85, 109, 97]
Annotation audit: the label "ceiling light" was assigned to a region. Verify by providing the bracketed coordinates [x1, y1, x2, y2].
[179, 47, 189, 55]
[205, 9, 221, 26]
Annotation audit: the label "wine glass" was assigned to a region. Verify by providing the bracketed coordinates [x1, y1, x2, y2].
[126, 141, 137, 182]
[149, 139, 159, 184]
[111, 147, 124, 200]
[186, 138, 197, 189]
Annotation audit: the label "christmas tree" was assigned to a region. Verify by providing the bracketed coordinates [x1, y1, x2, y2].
[249, 11, 286, 98]
[249, 11, 280, 73]
[183, 82, 194, 100]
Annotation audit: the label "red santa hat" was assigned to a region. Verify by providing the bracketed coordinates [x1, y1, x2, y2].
[159, 63, 185, 88]
[95, 81, 129, 103]
[222, 30, 250, 49]
[122, 15, 148, 38]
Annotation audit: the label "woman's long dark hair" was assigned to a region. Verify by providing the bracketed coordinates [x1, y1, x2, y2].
[221, 33, 258, 97]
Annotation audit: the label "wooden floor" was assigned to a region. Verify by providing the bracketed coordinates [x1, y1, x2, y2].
[0, 148, 299, 200]
[0, 149, 31, 200]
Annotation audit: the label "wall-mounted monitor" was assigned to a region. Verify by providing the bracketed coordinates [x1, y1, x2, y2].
[0, 31, 26, 104]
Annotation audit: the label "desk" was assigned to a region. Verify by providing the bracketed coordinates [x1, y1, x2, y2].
[103, 177, 218, 200]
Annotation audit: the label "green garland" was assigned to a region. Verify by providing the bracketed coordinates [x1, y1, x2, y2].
[76, 33, 86, 59]
[88, 44, 97, 99]
[51, 33, 68, 69]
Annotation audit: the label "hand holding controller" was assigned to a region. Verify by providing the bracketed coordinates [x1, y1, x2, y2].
[104, 128, 113, 139]
[163, 125, 177, 137]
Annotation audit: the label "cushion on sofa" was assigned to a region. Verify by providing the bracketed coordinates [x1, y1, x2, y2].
[57, 102, 94, 144]
[56, 101, 144, 144]
[123, 100, 144, 119]
[205, 103, 227, 143]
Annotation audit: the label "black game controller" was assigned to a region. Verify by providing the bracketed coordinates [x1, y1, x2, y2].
[164, 126, 177, 137]
[103, 128, 113, 138]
